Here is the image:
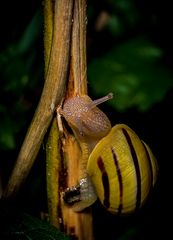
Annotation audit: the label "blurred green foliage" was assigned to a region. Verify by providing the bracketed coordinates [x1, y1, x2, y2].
[0, 206, 71, 240]
[88, 36, 173, 111]
[87, 0, 173, 112]
[0, 9, 43, 150]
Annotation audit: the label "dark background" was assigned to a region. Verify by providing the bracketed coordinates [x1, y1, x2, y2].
[0, 0, 172, 239]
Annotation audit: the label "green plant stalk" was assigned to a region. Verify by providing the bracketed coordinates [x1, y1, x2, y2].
[43, 0, 53, 73]
[44, 0, 61, 229]
[46, 118, 61, 228]
[72, 0, 87, 95]
[3, 0, 74, 198]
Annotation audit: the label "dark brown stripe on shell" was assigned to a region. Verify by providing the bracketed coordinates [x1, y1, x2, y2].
[111, 147, 123, 214]
[142, 142, 153, 187]
[97, 156, 110, 208]
[122, 128, 141, 211]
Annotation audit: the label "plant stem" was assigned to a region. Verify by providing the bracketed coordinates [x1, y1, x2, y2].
[60, 1, 94, 239]
[72, 0, 87, 95]
[46, 118, 61, 228]
[3, 0, 73, 198]
[43, 0, 53, 73]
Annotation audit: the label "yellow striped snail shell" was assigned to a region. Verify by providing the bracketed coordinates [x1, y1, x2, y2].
[87, 124, 158, 214]
[60, 93, 158, 215]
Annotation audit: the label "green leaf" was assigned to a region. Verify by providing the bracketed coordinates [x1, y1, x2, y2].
[17, 9, 42, 55]
[1, 211, 71, 240]
[117, 227, 138, 240]
[0, 131, 15, 150]
[88, 36, 173, 111]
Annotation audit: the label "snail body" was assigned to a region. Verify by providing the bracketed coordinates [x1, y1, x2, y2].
[61, 94, 112, 140]
[60, 94, 158, 214]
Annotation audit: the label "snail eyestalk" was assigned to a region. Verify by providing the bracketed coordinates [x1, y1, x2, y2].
[90, 93, 113, 109]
